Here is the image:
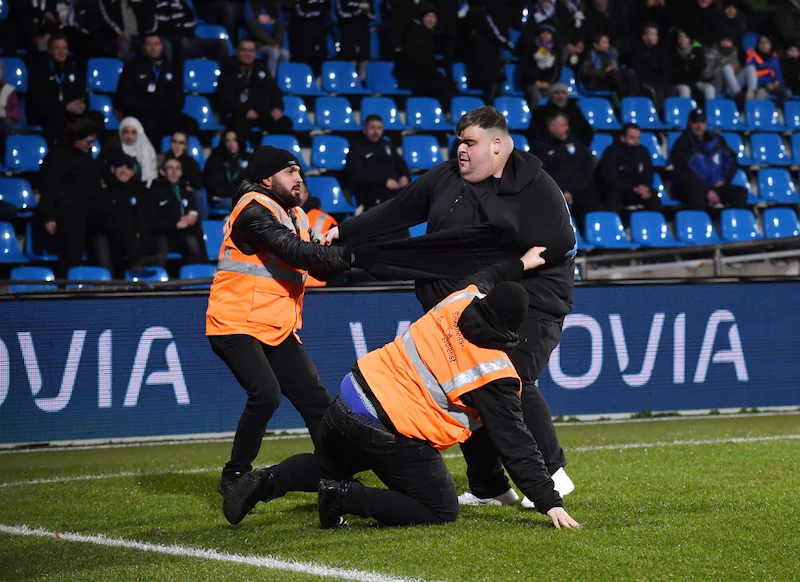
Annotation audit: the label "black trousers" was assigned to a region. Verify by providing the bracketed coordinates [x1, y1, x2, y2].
[460, 313, 567, 498]
[208, 333, 332, 476]
[605, 187, 665, 213]
[267, 394, 459, 526]
[675, 182, 749, 211]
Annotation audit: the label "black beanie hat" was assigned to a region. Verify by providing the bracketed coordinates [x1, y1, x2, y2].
[246, 145, 300, 183]
[67, 117, 98, 142]
[484, 282, 529, 332]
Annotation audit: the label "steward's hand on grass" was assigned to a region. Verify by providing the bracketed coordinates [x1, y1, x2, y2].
[547, 507, 580, 530]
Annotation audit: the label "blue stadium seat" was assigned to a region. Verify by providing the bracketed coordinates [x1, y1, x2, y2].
[321, 61, 369, 94]
[179, 263, 216, 289]
[86, 57, 124, 92]
[1, 56, 27, 91]
[675, 210, 722, 245]
[277, 62, 323, 96]
[304, 176, 356, 213]
[590, 133, 614, 159]
[629, 211, 685, 247]
[409, 222, 428, 238]
[652, 173, 679, 207]
[452, 62, 482, 95]
[583, 211, 639, 249]
[360, 96, 405, 130]
[790, 133, 800, 164]
[202, 219, 225, 261]
[745, 99, 786, 131]
[663, 96, 697, 129]
[194, 24, 234, 54]
[783, 100, 800, 130]
[578, 97, 621, 130]
[511, 133, 530, 152]
[502, 64, 524, 96]
[370, 27, 380, 60]
[10, 266, 55, 292]
[67, 266, 113, 289]
[757, 168, 800, 203]
[261, 135, 308, 170]
[640, 132, 666, 167]
[705, 98, 745, 131]
[762, 207, 800, 238]
[92, 139, 101, 160]
[501, 29, 522, 61]
[24, 222, 58, 261]
[283, 96, 319, 131]
[182, 95, 223, 130]
[4, 134, 47, 172]
[183, 59, 220, 93]
[125, 266, 170, 282]
[666, 132, 680, 160]
[0, 221, 27, 263]
[571, 216, 594, 250]
[365, 61, 411, 95]
[494, 96, 531, 131]
[311, 134, 349, 171]
[406, 97, 450, 131]
[720, 208, 762, 242]
[559, 66, 578, 96]
[721, 132, 755, 166]
[0, 0, 7, 19]
[732, 169, 758, 204]
[89, 93, 120, 130]
[159, 135, 205, 169]
[621, 96, 666, 130]
[742, 31, 758, 52]
[749, 133, 790, 166]
[403, 134, 443, 171]
[0, 177, 36, 216]
[451, 96, 485, 124]
[315, 96, 360, 130]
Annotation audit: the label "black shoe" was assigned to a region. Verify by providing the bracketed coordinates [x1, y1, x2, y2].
[223, 469, 275, 525]
[218, 472, 243, 497]
[318, 479, 350, 529]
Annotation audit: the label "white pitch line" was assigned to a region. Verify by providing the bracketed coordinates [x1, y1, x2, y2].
[0, 467, 216, 489]
[0, 524, 431, 582]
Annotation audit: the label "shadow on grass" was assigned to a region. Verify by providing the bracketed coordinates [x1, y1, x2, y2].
[136, 472, 218, 506]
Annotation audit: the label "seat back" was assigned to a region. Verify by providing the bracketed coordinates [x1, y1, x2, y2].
[86, 57, 124, 92]
[67, 266, 113, 289]
[402, 135, 443, 171]
[24, 222, 58, 261]
[705, 98, 744, 131]
[629, 211, 681, 246]
[731, 168, 757, 203]
[4, 134, 47, 172]
[577, 97, 621, 129]
[409, 222, 427, 238]
[282, 96, 317, 130]
[502, 64, 523, 96]
[261, 135, 307, 170]
[583, 211, 638, 248]
[321, 61, 367, 94]
[663, 96, 697, 129]
[452, 62, 481, 95]
[494, 96, 531, 131]
[10, 266, 55, 292]
[720, 132, 751, 165]
[179, 263, 217, 289]
[559, 66, 578, 95]
[652, 173, 679, 206]
[763, 207, 800, 238]
[406, 97, 449, 131]
[0, 221, 28, 263]
[277, 62, 322, 95]
[194, 24, 234, 53]
[451, 96, 486, 124]
[183, 59, 221, 94]
[360, 96, 405, 130]
[126, 266, 170, 282]
[365, 61, 410, 95]
[311, 135, 350, 171]
[745, 99, 784, 131]
[784, 101, 800, 130]
[570, 216, 593, 250]
[182, 95, 223, 130]
[315, 96, 360, 130]
[0, 178, 36, 212]
[304, 176, 356, 213]
[720, 208, 762, 242]
[511, 133, 530, 152]
[757, 168, 799, 202]
[621, 96, 664, 129]
[749, 133, 790, 165]
[675, 210, 721, 245]
[640, 132, 666, 167]
[1, 56, 27, 91]
[89, 93, 120, 130]
[202, 219, 225, 261]
[590, 133, 614, 159]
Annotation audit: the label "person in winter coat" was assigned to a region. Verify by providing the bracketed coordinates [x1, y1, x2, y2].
[780, 43, 800, 96]
[204, 128, 249, 210]
[773, 0, 800, 50]
[581, 32, 638, 97]
[597, 123, 663, 213]
[290, 0, 328, 76]
[670, 29, 716, 102]
[154, 0, 229, 64]
[245, 0, 291, 79]
[163, 131, 203, 192]
[678, 0, 723, 48]
[703, 34, 755, 100]
[671, 108, 748, 210]
[517, 23, 563, 111]
[531, 0, 586, 68]
[97, 0, 158, 61]
[527, 82, 593, 147]
[630, 23, 673, 109]
[583, 0, 632, 63]
[745, 35, 791, 103]
[466, 0, 515, 105]
[336, 0, 374, 65]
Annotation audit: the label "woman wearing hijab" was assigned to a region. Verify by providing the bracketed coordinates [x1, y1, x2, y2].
[203, 128, 249, 211]
[118, 116, 159, 187]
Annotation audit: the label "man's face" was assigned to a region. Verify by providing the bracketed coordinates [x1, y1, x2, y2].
[74, 135, 95, 154]
[551, 90, 568, 108]
[457, 126, 496, 183]
[621, 128, 641, 146]
[171, 133, 187, 156]
[268, 165, 303, 202]
[595, 35, 610, 52]
[788, 46, 800, 59]
[678, 31, 690, 50]
[758, 37, 772, 54]
[49, 39, 69, 63]
[423, 11, 437, 29]
[237, 41, 257, 65]
[690, 118, 707, 138]
[144, 36, 163, 60]
[113, 164, 135, 183]
[697, 0, 712, 7]
[643, 28, 659, 46]
[121, 125, 137, 146]
[225, 131, 240, 155]
[548, 116, 569, 140]
[363, 120, 384, 142]
[165, 160, 183, 184]
[724, 4, 737, 18]
[540, 31, 553, 45]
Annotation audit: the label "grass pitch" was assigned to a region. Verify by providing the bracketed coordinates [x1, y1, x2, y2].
[1, 413, 799, 581]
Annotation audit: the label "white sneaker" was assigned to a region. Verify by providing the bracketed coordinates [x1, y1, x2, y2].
[521, 468, 575, 509]
[458, 488, 520, 506]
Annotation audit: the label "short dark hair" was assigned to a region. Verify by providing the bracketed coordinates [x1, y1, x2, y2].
[620, 123, 641, 136]
[592, 32, 608, 45]
[544, 111, 568, 126]
[47, 33, 68, 48]
[642, 23, 659, 36]
[364, 114, 383, 125]
[455, 106, 509, 136]
[143, 31, 162, 42]
[238, 37, 257, 48]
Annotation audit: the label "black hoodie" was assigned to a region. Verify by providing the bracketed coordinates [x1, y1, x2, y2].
[338, 149, 576, 319]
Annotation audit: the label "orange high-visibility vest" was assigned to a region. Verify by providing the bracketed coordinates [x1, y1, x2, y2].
[305, 208, 338, 288]
[356, 285, 522, 450]
[206, 191, 311, 345]
[746, 48, 776, 79]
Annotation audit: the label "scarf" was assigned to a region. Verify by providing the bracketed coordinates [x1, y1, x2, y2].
[534, 0, 556, 23]
[119, 116, 158, 187]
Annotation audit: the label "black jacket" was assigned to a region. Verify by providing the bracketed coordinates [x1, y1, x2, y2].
[353, 259, 562, 514]
[290, 0, 329, 60]
[338, 150, 576, 319]
[344, 135, 410, 196]
[96, 0, 157, 40]
[393, 20, 439, 85]
[39, 146, 103, 222]
[139, 179, 198, 235]
[530, 133, 597, 197]
[596, 138, 654, 195]
[527, 100, 593, 148]
[154, 0, 196, 37]
[669, 43, 707, 86]
[230, 180, 352, 281]
[164, 152, 203, 192]
[203, 145, 248, 204]
[27, 56, 88, 126]
[215, 57, 285, 121]
[100, 174, 146, 227]
[631, 41, 670, 84]
[466, 5, 513, 85]
[116, 56, 184, 121]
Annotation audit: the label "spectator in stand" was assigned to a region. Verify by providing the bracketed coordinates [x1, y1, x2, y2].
[289, 0, 329, 77]
[215, 38, 292, 149]
[670, 29, 715, 102]
[97, 0, 158, 62]
[0, 59, 22, 159]
[531, 0, 586, 69]
[773, 0, 800, 51]
[52, 0, 96, 62]
[344, 114, 411, 211]
[632, 0, 673, 41]
[584, 0, 633, 64]
[108, 116, 159, 187]
[299, 182, 340, 287]
[204, 128, 249, 211]
[631, 23, 673, 110]
[527, 82, 593, 147]
[39, 118, 146, 278]
[465, 2, 515, 105]
[717, 0, 746, 56]
[245, 0, 291, 80]
[193, 0, 245, 44]
[116, 32, 199, 143]
[581, 32, 638, 98]
[780, 43, 800, 96]
[431, 0, 459, 71]
[516, 23, 562, 111]
[704, 34, 755, 101]
[597, 123, 663, 213]
[336, 0, 374, 67]
[163, 130, 204, 214]
[8, 0, 59, 55]
[530, 111, 602, 227]
[394, 6, 459, 113]
[154, 0, 229, 65]
[671, 108, 747, 210]
[138, 157, 207, 267]
[745, 35, 791, 103]
[680, 0, 723, 48]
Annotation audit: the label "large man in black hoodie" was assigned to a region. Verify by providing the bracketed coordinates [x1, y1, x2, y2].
[321, 106, 577, 510]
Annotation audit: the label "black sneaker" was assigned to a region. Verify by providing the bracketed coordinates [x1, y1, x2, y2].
[218, 472, 243, 497]
[318, 479, 350, 529]
[223, 469, 275, 525]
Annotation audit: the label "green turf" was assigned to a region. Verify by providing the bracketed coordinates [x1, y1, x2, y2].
[1, 414, 799, 581]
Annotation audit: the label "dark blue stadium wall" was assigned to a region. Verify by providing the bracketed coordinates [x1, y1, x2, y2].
[1, 282, 798, 444]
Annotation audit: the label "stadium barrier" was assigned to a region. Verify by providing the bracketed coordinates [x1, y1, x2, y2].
[1, 280, 798, 444]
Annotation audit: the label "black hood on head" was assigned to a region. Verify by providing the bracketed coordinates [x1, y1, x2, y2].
[458, 297, 522, 351]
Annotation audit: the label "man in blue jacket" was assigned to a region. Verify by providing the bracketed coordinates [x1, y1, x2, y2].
[671, 109, 748, 210]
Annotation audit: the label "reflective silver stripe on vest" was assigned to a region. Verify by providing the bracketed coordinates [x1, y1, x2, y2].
[349, 373, 380, 419]
[440, 358, 514, 394]
[432, 289, 485, 311]
[313, 214, 328, 237]
[217, 248, 306, 285]
[400, 330, 482, 430]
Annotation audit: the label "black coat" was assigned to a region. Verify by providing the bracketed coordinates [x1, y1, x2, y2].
[96, 0, 157, 41]
[530, 133, 597, 198]
[669, 44, 707, 86]
[344, 135, 410, 200]
[583, 0, 632, 53]
[466, 5, 513, 85]
[631, 41, 670, 84]
[393, 20, 439, 86]
[290, 0, 329, 61]
[527, 100, 594, 148]
[165, 152, 203, 192]
[100, 175, 146, 229]
[27, 56, 88, 127]
[215, 57, 285, 122]
[39, 146, 103, 223]
[116, 56, 184, 121]
[203, 147, 248, 204]
[336, 0, 373, 61]
[596, 139, 654, 195]
[139, 179, 199, 235]
[679, 2, 723, 47]
[153, 0, 196, 37]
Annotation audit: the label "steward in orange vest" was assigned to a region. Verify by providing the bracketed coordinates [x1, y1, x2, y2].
[299, 182, 339, 288]
[207, 146, 354, 507]
[223, 248, 580, 531]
